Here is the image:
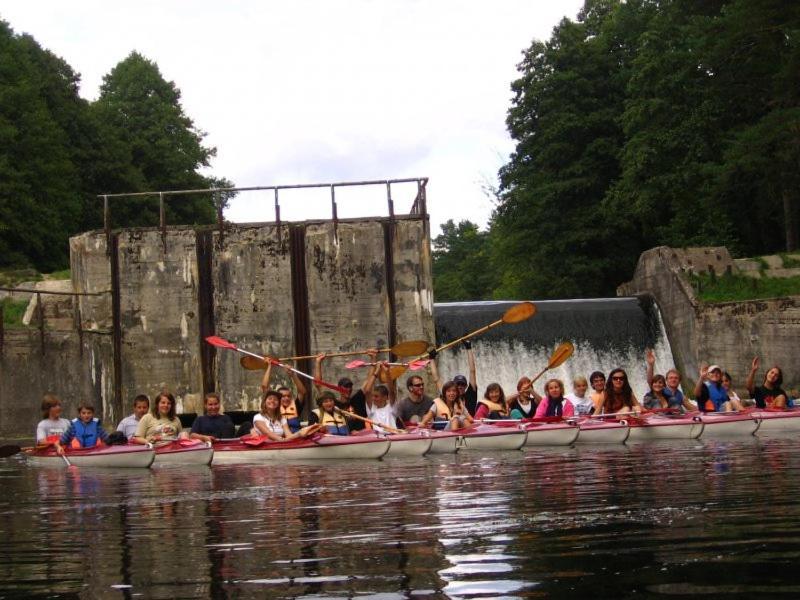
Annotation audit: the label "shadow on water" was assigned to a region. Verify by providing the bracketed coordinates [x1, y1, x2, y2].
[2, 438, 800, 598]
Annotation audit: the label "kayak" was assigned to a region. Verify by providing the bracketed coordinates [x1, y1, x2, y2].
[520, 420, 580, 446]
[627, 413, 704, 441]
[153, 440, 214, 465]
[352, 429, 432, 457]
[572, 418, 630, 444]
[458, 424, 527, 451]
[24, 444, 155, 468]
[698, 412, 760, 438]
[752, 409, 800, 434]
[211, 434, 391, 463]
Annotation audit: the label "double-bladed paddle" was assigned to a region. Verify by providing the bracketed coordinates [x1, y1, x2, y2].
[205, 336, 349, 394]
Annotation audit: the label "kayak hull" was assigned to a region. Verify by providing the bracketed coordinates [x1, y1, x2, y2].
[426, 431, 460, 454]
[627, 416, 704, 440]
[522, 422, 580, 446]
[382, 433, 433, 457]
[699, 413, 759, 438]
[458, 425, 527, 451]
[25, 445, 155, 468]
[212, 435, 391, 463]
[153, 441, 214, 465]
[753, 410, 800, 434]
[574, 419, 630, 444]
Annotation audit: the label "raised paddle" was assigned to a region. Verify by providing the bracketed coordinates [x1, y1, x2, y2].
[345, 359, 430, 371]
[277, 339, 431, 362]
[334, 407, 405, 434]
[205, 336, 349, 394]
[529, 341, 575, 385]
[432, 301, 536, 355]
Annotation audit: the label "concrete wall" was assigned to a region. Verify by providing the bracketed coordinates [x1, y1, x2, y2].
[619, 246, 800, 395]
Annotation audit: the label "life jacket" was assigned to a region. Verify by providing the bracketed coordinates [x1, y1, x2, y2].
[281, 401, 301, 433]
[69, 418, 105, 449]
[313, 408, 349, 436]
[477, 398, 507, 419]
[432, 398, 453, 420]
[704, 382, 728, 412]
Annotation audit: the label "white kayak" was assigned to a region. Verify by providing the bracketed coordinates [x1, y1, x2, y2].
[752, 409, 800, 434]
[699, 412, 760, 438]
[425, 430, 461, 454]
[211, 434, 391, 464]
[373, 431, 433, 457]
[627, 414, 704, 441]
[458, 424, 527, 451]
[520, 420, 580, 446]
[153, 440, 214, 465]
[25, 444, 155, 468]
[573, 418, 630, 444]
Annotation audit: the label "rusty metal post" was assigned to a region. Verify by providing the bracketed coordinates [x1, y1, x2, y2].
[37, 292, 45, 355]
[386, 182, 394, 219]
[104, 195, 111, 255]
[73, 294, 83, 357]
[159, 192, 167, 253]
[216, 190, 224, 245]
[0, 299, 4, 359]
[275, 188, 282, 245]
[330, 185, 338, 243]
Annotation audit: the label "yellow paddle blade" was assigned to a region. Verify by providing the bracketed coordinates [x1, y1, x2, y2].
[391, 340, 430, 357]
[547, 341, 575, 370]
[502, 301, 536, 324]
[379, 365, 408, 383]
[240, 356, 269, 370]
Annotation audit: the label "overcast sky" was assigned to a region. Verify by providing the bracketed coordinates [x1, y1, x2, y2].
[2, 0, 584, 234]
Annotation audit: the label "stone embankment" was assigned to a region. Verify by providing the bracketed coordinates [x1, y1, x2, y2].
[619, 246, 800, 396]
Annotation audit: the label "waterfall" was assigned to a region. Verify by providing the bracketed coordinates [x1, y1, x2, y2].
[433, 297, 675, 399]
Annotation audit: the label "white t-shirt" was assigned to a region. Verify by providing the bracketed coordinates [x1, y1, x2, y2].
[36, 418, 72, 443]
[566, 394, 593, 416]
[253, 414, 286, 436]
[367, 403, 397, 430]
[116, 414, 140, 439]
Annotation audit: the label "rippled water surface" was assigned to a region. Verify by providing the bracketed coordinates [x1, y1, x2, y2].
[2, 436, 800, 599]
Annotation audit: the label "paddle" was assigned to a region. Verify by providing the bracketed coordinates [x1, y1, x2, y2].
[345, 359, 429, 371]
[334, 407, 405, 434]
[0, 444, 23, 458]
[432, 302, 536, 355]
[529, 341, 575, 385]
[205, 336, 349, 394]
[275, 339, 431, 362]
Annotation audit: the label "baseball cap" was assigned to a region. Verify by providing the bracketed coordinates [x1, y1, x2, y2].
[453, 375, 468, 385]
[707, 364, 722, 373]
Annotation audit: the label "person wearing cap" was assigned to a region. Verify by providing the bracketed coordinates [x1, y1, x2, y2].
[694, 363, 743, 412]
[309, 391, 349, 435]
[451, 341, 479, 415]
[315, 349, 380, 432]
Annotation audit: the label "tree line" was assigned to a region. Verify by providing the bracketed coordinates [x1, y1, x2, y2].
[0, 20, 229, 272]
[434, 0, 800, 301]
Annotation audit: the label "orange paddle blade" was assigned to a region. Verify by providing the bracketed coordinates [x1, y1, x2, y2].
[240, 356, 269, 370]
[379, 365, 407, 383]
[547, 341, 574, 370]
[502, 301, 536, 324]
[391, 340, 430, 357]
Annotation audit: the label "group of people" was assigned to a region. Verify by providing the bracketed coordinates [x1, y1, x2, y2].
[34, 343, 792, 450]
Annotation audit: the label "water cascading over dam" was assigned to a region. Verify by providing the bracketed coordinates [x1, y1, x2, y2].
[433, 296, 675, 397]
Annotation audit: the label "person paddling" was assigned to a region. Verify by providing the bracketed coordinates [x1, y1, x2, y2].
[535, 379, 575, 419]
[131, 392, 186, 444]
[190, 393, 235, 443]
[36, 394, 71, 445]
[116, 395, 150, 440]
[309, 391, 350, 435]
[745, 357, 788, 409]
[253, 390, 318, 441]
[474, 383, 508, 420]
[55, 403, 110, 455]
[596, 369, 641, 416]
[420, 380, 473, 430]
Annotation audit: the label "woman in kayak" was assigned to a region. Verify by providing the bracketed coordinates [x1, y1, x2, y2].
[190, 393, 235, 443]
[132, 392, 187, 444]
[722, 372, 744, 406]
[309, 391, 350, 435]
[642, 374, 671, 410]
[420, 380, 473, 430]
[261, 361, 307, 433]
[507, 377, 540, 419]
[474, 383, 509, 420]
[645, 349, 695, 411]
[596, 369, 641, 415]
[36, 394, 72, 444]
[253, 390, 319, 441]
[566, 376, 593, 416]
[745, 357, 788, 409]
[535, 379, 575, 418]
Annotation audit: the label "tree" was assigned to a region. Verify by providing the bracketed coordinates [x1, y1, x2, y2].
[432, 220, 497, 301]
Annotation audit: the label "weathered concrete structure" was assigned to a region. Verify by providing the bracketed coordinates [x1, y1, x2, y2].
[619, 246, 800, 395]
[0, 197, 434, 439]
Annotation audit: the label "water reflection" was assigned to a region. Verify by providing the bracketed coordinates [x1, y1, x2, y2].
[1, 439, 800, 597]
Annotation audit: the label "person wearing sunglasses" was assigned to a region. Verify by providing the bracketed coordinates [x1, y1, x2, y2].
[594, 369, 640, 416]
[394, 375, 434, 425]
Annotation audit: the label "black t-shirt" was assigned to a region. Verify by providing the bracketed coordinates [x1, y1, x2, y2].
[754, 385, 787, 409]
[190, 414, 235, 438]
[460, 385, 478, 416]
[335, 389, 367, 431]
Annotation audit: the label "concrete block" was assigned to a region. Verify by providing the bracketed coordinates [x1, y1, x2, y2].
[765, 268, 800, 279]
[70, 232, 113, 331]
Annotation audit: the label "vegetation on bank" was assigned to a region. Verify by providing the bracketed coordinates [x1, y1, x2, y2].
[1, 298, 28, 328]
[691, 273, 800, 304]
[433, 0, 800, 302]
[0, 20, 232, 273]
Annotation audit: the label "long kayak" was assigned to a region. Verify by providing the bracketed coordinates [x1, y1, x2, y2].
[458, 424, 527, 451]
[153, 440, 214, 465]
[24, 444, 155, 468]
[627, 413, 704, 441]
[520, 420, 580, 446]
[699, 412, 760, 438]
[752, 409, 800, 434]
[352, 430, 433, 457]
[572, 418, 630, 444]
[211, 434, 391, 463]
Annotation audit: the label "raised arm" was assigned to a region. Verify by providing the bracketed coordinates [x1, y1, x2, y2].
[429, 352, 443, 394]
[745, 356, 759, 395]
[465, 341, 477, 390]
[645, 349, 655, 388]
[260, 361, 273, 393]
[314, 353, 326, 394]
[360, 349, 380, 395]
[693, 364, 708, 399]
[285, 367, 307, 404]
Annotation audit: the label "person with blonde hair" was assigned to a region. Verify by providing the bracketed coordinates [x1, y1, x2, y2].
[565, 376, 593, 416]
[535, 379, 575, 418]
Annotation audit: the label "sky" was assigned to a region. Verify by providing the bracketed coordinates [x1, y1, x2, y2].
[2, 0, 584, 234]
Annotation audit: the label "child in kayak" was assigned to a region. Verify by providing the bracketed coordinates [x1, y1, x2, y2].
[55, 403, 110, 454]
[565, 376, 593, 416]
[36, 394, 71, 444]
[507, 377, 540, 419]
[535, 379, 575, 418]
[309, 391, 350, 435]
[116, 395, 150, 439]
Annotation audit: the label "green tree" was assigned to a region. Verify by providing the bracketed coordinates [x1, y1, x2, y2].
[432, 220, 497, 301]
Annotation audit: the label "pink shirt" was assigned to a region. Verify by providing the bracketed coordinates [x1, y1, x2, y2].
[534, 397, 575, 418]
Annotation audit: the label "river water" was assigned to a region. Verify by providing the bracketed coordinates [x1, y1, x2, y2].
[2, 436, 800, 599]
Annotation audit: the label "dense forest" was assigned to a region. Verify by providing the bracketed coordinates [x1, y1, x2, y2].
[0, 20, 228, 272]
[434, 0, 800, 301]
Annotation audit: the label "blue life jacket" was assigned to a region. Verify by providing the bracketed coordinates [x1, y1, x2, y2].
[704, 382, 728, 412]
[70, 418, 103, 448]
[663, 387, 685, 409]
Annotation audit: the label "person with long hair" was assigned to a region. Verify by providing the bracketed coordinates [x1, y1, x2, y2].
[535, 379, 575, 418]
[309, 391, 350, 435]
[474, 383, 508, 420]
[420, 380, 473, 430]
[36, 394, 71, 444]
[745, 357, 788, 409]
[132, 392, 186, 444]
[595, 369, 640, 415]
[253, 390, 318, 441]
[507, 376, 540, 419]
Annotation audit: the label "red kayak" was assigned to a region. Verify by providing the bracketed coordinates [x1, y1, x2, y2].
[211, 434, 391, 463]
